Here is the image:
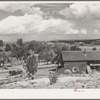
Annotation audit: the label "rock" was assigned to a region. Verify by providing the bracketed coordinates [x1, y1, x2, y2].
[85, 81, 96, 88]
[9, 69, 22, 76]
[86, 65, 92, 74]
[17, 69, 22, 74]
[74, 83, 85, 89]
[64, 69, 72, 75]
[67, 81, 75, 88]
[18, 81, 30, 88]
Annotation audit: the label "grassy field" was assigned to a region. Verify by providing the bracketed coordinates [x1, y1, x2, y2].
[80, 45, 100, 51]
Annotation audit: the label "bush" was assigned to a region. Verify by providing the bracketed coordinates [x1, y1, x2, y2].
[92, 47, 97, 51]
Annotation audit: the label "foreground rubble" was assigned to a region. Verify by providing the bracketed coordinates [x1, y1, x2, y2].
[0, 63, 100, 89]
[1, 72, 100, 89]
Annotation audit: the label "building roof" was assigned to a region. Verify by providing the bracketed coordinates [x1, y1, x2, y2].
[85, 51, 100, 61]
[61, 51, 100, 62]
[62, 51, 85, 61]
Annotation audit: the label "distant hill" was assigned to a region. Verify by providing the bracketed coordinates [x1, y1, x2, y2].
[0, 33, 100, 43]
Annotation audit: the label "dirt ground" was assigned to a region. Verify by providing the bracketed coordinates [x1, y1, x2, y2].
[0, 63, 100, 89]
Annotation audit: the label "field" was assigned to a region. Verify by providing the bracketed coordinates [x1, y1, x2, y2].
[80, 45, 100, 51]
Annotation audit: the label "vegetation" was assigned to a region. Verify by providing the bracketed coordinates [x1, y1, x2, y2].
[92, 47, 97, 51]
[0, 39, 87, 64]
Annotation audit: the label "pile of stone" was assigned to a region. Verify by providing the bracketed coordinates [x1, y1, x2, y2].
[9, 69, 22, 76]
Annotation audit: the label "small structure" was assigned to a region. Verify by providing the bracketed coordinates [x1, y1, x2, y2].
[56, 51, 100, 74]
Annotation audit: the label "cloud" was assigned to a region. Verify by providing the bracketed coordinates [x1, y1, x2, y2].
[58, 3, 100, 36]
[65, 29, 79, 34]
[0, 3, 76, 35]
[59, 3, 100, 19]
[93, 29, 99, 34]
[0, 3, 98, 37]
[0, 3, 43, 16]
[64, 28, 87, 34]
[0, 13, 74, 35]
[0, 14, 42, 34]
[0, 3, 32, 12]
[35, 18, 61, 32]
[80, 28, 87, 34]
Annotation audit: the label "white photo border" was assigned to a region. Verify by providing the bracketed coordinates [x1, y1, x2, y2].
[0, 1, 100, 99]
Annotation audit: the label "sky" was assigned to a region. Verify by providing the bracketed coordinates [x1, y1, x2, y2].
[0, 2, 100, 42]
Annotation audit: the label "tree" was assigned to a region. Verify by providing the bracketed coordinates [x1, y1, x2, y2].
[62, 45, 70, 51]
[43, 50, 54, 64]
[11, 43, 18, 58]
[0, 40, 3, 47]
[17, 46, 24, 60]
[92, 47, 97, 51]
[2, 51, 12, 62]
[70, 45, 77, 51]
[5, 44, 12, 52]
[11, 39, 25, 60]
[53, 43, 64, 54]
[17, 38, 23, 46]
[70, 45, 81, 51]
[39, 45, 55, 64]
[0, 49, 3, 52]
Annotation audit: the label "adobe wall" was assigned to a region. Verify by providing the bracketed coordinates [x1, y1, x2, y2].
[58, 61, 87, 74]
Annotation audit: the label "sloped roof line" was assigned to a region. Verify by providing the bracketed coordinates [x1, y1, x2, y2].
[61, 51, 100, 61]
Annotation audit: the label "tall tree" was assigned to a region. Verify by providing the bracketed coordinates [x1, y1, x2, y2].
[5, 44, 12, 52]
[0, 40, 3, 47]
[17, 38, 23, 46]
[92, 47, 97, 51]
[42, 46, 54, 64]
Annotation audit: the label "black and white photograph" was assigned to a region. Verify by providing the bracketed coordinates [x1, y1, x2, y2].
[0, 1, 100, 90]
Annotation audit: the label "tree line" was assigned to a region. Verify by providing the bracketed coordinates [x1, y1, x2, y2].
[0, 39, 83, 64]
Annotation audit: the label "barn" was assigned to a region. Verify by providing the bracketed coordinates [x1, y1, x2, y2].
[56, 51, 100, 74]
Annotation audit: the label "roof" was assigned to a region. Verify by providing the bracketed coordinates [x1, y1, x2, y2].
[90, 64, 100, 66]
[62, 51, 85, 61]
[61, 51, 100, 62]
[85, 51, 100, 61]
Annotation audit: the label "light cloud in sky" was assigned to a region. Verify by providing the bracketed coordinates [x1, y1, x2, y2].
[65, 28, 87, 34]
[0, 3, 75, 35]
[0, 13, 74, 34]
[94, 29, 99, 34]
[0, 14, 42, 34]
[0, 3, 33, 12]
[80, 28, 87, 34]
[0, 3, 100, 42]
[0, 3, 43, 16]
[65, 29, 79, 34]
[59, 3, 100, 19]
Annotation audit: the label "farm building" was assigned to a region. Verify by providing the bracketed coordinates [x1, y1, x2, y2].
[56, 51, 100, 74]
